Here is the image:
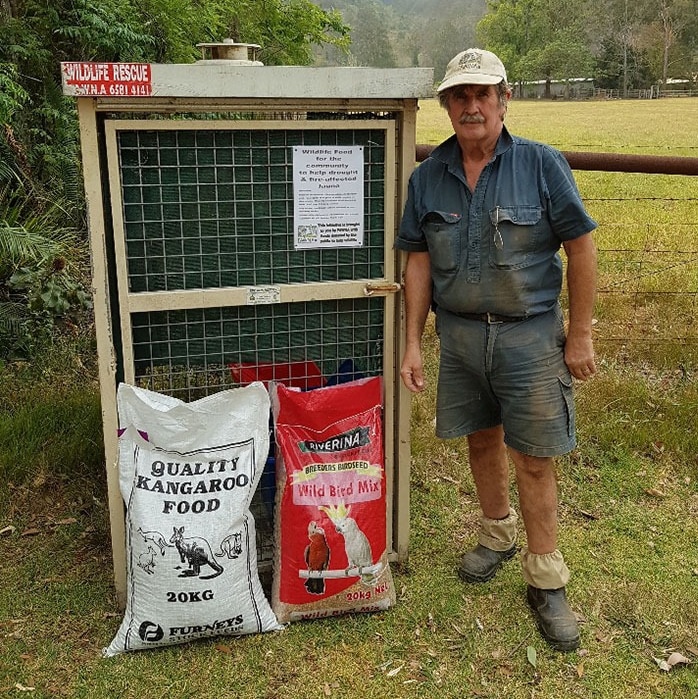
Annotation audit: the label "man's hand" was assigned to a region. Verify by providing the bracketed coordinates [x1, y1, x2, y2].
[400, 345, 425, 392]
[564, 330, 596, 381]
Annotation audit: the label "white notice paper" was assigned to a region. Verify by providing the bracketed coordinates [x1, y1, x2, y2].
[292, 146, 364, 249]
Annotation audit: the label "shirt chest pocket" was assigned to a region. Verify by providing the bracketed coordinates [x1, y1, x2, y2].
[421, 210, 462, 273]
[489, 205, 542, 270]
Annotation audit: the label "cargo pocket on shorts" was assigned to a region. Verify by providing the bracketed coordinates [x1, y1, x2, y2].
[558, 373, 575, 439]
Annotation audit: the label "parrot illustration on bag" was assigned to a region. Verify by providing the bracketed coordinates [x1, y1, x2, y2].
[304, 520, 330, 594]
[320, 503, 376, 585]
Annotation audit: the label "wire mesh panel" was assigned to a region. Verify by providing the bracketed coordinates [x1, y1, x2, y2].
[114, 123, 389, 293]
[131, 298, 385, 397]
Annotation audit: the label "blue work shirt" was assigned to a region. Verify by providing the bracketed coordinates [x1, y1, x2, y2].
[396, 126, 597, 317]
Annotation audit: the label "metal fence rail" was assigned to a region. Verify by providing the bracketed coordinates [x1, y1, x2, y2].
[415, 146, 698, 176]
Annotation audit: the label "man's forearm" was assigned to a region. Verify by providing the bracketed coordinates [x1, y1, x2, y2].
[565, 233, 597, 335]
[403, 251, 433, 346]
[563, 232, 597, 379]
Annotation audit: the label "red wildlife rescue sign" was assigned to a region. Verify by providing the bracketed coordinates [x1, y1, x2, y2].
[61, 62, 152, 97]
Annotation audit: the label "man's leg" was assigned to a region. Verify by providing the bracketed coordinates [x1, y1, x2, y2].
[509, 449, 579, 651]
[509, 451, 558, 555]
[469, 425, 510, 519]
[458, 426, 518, 583]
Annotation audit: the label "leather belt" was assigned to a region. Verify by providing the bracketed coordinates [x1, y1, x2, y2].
[452, 311, 530, 323]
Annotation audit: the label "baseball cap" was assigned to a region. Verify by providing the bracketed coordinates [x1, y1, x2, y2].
[437, 49, 507, 92]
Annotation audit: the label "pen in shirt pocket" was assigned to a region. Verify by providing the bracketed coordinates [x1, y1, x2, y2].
[493, 205, 504, 249]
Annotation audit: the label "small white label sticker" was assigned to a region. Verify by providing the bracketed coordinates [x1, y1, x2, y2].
[246, 286, 281, 305]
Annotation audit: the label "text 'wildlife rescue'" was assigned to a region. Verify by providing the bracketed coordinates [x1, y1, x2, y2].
[62, 62, 152, 97]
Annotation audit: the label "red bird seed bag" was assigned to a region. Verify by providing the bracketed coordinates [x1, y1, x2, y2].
[271, 377, 396, 623]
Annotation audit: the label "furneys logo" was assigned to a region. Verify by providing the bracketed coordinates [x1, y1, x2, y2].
[138, 621, 165, 643]
[299, 427, 370, 454]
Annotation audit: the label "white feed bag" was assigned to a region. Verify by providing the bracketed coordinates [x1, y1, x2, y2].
[103, 382, 281, 657]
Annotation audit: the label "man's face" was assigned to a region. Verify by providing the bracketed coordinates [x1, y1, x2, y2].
[445, 84, 508, 147]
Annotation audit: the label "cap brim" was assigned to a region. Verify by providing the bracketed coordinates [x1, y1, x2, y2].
[437, 74, 504, 92]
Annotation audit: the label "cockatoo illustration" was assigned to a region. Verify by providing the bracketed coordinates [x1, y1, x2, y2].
[319, 503, 376, 585]
[304, 520, 330, 595]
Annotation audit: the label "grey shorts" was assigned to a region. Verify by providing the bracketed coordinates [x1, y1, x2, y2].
[435, 305, 576, 457]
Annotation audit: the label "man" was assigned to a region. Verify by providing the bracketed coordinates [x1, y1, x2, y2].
[396, 48, 597, 652]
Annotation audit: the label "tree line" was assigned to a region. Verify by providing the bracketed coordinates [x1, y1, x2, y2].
[316, 0, 697, 95]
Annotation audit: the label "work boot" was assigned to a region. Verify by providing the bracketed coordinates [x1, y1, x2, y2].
[526, 585, 580, 651]
[458, 544, 517, 583]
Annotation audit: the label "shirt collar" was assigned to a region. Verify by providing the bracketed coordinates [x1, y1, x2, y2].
[430, 124, 515, 174]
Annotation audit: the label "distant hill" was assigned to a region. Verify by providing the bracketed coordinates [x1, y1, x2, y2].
[315, 0, 487, 78]
[384, 0, 484, 17]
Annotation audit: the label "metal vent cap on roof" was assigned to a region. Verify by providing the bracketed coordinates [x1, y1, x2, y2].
[195, 39, 263, 65]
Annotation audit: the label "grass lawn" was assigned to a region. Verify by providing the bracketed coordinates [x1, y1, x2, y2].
[1, 98, 697, 698]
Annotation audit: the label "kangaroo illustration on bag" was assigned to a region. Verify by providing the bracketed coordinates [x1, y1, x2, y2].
[169, 526, 224, 579]
[137, 546, 157, 575]
[216, 531, 243, 559]
[137, 527, 168, 555]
